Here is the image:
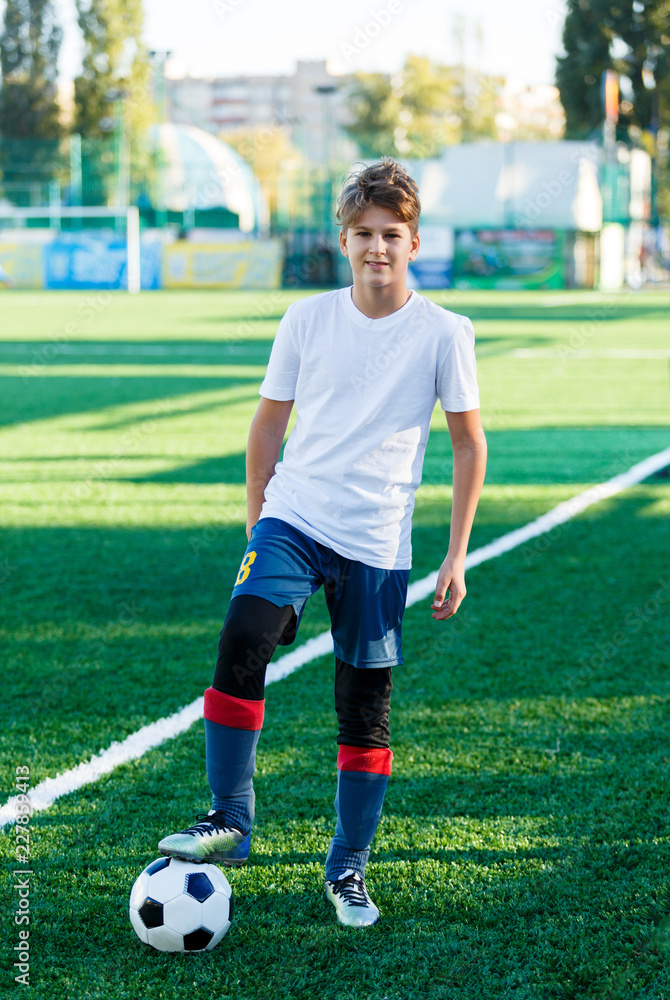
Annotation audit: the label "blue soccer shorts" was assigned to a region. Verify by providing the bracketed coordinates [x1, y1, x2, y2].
[231, 517, 410, 669]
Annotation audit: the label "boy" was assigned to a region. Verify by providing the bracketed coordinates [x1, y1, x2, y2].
[158, 159, 487, 928]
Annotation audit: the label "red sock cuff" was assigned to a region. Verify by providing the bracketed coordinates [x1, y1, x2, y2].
[204, 687, 265, 731]
[337, 744, 393, 776]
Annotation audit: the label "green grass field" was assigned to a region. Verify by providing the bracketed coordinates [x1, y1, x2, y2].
[1, 287, 669, 1000]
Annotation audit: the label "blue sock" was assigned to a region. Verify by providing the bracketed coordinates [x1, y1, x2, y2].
[203, 687, 264, 836]
[325, 745, 392, 881]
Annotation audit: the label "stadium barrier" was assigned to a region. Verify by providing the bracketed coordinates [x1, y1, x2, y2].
[0, 244, 43, 289]
[163, 240, 283, 289]
[0, 231, 284, 291]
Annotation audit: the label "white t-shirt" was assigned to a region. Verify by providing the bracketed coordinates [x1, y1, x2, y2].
[258, 286, 480, 570]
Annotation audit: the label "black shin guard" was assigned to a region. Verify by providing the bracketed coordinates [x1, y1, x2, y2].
[334, 657, 393, 749]
[213, 595, 296, 701]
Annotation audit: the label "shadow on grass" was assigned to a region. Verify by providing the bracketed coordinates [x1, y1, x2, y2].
[3, 478, 669, 768]
[238, 838, 667, 872]
[23, 771, 670, 999]
[126, 452, 248, 484]
[5, 474, 670, 997]
[0, 338, 275, 365]
[0, 373, 261, 428]
[432, 298, 670, 324]
[108, 425, 670, 488]
[421, 424, 670, 487]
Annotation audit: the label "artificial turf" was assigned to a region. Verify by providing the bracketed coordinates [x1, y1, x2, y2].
[1, 288, 669, 999]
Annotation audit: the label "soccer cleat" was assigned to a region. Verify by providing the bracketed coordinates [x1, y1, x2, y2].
[325, 868, 380, 928]
[158, 810, 250, 866]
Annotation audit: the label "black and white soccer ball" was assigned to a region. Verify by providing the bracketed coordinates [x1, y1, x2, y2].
[129, 857, 233, 952]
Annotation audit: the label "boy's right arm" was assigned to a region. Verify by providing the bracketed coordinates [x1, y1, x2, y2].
[245, 396, 294, 539]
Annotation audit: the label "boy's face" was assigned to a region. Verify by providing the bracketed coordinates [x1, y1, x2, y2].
[339, 204, 420, 293]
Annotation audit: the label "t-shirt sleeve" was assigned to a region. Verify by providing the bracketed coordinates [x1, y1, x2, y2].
[258, 308, 300, 401]
[436, 317, 480, 412]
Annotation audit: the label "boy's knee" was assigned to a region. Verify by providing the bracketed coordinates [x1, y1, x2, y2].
[334, 658, 393, 749]
[213, 596, 294, 700]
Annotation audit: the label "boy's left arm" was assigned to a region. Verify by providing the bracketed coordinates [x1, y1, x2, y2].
[431, 409, 487, 621]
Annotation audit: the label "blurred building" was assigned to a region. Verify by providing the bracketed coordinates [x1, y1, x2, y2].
[152, 123, 268, 232]
[166, 60, 348, 163]
[402, 141, 653, 290]
[495, 83, 566, 142]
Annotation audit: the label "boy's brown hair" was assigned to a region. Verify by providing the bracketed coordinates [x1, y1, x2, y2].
[336, 158, 421, 236]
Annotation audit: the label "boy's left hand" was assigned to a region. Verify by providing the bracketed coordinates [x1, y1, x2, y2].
[431, 555, 466, 620]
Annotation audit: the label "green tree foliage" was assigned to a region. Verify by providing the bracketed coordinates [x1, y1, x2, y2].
[221, 124, 302, 227]
[73, 0, 155, 205]
[555, 2, 611, 138]
[0, 0, 63, 139]
[343, 54, 503, 160]
[73, 0, 152, 139]
[344, 72, 399, 158]
[557, 0, 670, 218]
[557, 0, 670, 138]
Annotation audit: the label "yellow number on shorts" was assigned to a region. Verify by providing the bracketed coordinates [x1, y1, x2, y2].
[235, 550, 257, 586]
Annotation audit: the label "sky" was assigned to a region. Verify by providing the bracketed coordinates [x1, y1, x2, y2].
[44, 0, 566, 86]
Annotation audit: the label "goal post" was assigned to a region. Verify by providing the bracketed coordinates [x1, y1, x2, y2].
[125, 206, 141, 295]
[0, 205, 142, 293]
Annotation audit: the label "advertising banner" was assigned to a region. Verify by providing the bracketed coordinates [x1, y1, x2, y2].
[163, 240, 283, 289]
[408, 259, 453, 288]
[0, 244, 43, 289]
[454, 229, 565, 289]
[408, 224, 454, 288]
[43, 236, 162, 290]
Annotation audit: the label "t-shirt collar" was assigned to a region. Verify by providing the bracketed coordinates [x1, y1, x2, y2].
[341, 286, 417, 329]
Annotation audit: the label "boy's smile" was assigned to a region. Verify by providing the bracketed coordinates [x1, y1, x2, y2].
[339, 204, 420, 318]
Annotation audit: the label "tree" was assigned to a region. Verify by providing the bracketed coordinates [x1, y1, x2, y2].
[73, 0, 152, 139]
[342, 71, 402, 159]
[396, 56, 461, 156]
[343, 54, 503, 160]
[557, 0, 670, 218]
[557, 0, 670, 138]
[221, 123, 303, 228]
[0, 0, 63, 139]
[72, 0, 155, 206]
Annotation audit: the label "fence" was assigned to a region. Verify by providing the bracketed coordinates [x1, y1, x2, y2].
[0, 134, 344, 237]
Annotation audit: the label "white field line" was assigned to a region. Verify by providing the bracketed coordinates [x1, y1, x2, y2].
[0, 343, 268, 356]
[2, 444, 670, 829]
[513, 348, 670, 359]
